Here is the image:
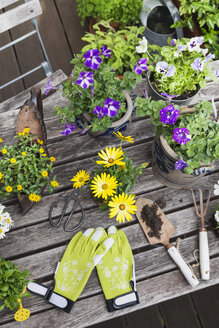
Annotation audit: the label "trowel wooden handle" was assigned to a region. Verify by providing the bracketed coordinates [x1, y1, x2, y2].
[199, 229, 210, 280]
[167, 245, 199, 287]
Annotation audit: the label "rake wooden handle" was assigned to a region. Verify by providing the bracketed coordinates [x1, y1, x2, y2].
[199, 229, 210, 280]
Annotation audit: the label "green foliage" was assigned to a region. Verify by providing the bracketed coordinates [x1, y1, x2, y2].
[0, 133, 58, 200]
[82, 21, 146, 74]
[0, 258, 30, 311]
[134, 97, 219, 173]
[54, 54, 142, 132]
[172, 0, 219, 58]
[146, 37, 217, 96]
[76, 0, 143, 28]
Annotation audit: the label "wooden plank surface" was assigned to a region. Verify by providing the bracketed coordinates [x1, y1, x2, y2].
[0, 0, 19, 10]
[126, 305, 163, 328]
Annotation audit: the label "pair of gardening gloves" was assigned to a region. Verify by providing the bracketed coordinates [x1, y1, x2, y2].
[27, 226, 139, 313]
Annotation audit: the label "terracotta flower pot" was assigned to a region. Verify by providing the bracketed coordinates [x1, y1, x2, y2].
[78, 90, 133, 138]
[152, 136, 214, 189]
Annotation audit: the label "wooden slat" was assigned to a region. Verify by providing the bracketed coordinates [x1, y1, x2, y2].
[0, 0, 42, 33]
[2, 257, 219, 328]
[126, 305, 163, 328]
[0, 0, 19, 10]
[159, 294, 201, 328]
[88, 316, 127, 328]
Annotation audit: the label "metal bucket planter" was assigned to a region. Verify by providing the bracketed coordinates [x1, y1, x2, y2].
[152, 136, 214, 189]
[146, 71, 200, 106]
[78, 90, 133, 138]
[140, 0, 183, 47]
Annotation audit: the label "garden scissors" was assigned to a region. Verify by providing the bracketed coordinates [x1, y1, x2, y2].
[49, 189, 85, 232]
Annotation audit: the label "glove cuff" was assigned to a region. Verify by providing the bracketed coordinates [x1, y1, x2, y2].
[27, 282, 74, 313]
[106, 290, 139, 312]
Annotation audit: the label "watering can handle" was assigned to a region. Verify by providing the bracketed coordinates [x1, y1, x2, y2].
[164, 0, 183, 39]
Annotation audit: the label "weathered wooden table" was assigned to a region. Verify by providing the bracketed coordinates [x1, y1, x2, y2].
[0, 64, 219, 328]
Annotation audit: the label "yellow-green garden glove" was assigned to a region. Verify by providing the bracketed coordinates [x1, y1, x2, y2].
[27, 227, 114, 313]
[96, 226, 139, 312]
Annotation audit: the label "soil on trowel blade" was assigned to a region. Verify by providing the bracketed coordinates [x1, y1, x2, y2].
[141, 203, 163, 239]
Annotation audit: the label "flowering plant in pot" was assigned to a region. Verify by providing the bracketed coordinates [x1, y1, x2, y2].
[137, 37, 217, 104]
[0, 130, 59, 210]
[135, 96, 219, 188]
[54, 47, 142, 137]
[75, 0, 143, 29]
[81, 21, 148, 75]
[70, 133, 148, 223]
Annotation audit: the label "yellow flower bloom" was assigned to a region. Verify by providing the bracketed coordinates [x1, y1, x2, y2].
[5, 186, 13, 193]
[17, 185, 22, 191]
[29, 193, 41, 202]
[41, 171, 48, 177]
[71, 170, 90, 189]
[0, 138, 2, 143]
[39, 148, 44, 154]
[90, 173, 118, 200]
[113, 131, 134, 143]
[108, 193, 137, 223]
[38, 139, 43, 145]
[10, 158, 16, 164]
[1, 148, 7, 155]
[96, 147, 124, 168]
[21, 152, 26, 156]
[42, 153, 47, 157]
[23, 128, 30, 135]
[0, 173, 3, 180]
[50, 157, 56, 162]
[51, 181, 59, 188]
[18, 132, 24, 136]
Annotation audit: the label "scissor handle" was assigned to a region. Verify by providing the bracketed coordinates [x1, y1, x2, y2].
[49, 199, 67, 227]
[64, 197, 85, 232]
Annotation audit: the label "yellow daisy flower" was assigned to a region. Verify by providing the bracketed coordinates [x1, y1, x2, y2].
[5, 186, 13, 193]
[10, 158, 16, 164]
[50, 157, 56, 162]
[71, 170, 90, 189]
[39, 148, 44, 154]
[42, 153, 47, 157]
[38, 139, 43, 145]
[0, 138, 2, 143]
[21, 152, 26, 156]
[96, 147, 125, 167]
[51, 181, 59, 188]
[41, 171, 48, 177]
[0, 173, 3, 180]
[108, 193, 137, 223]
[1, 148, 7, 155]
[17, 185, 22, 191]
[113, 131, 134, 143]
[90, 173, 118, 200]
[29, 194, 41, 202]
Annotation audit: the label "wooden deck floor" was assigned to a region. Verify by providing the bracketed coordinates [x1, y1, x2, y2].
[0, 2, 218, 328]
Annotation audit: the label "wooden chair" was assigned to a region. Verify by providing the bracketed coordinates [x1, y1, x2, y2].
[0, 0, 53, 90]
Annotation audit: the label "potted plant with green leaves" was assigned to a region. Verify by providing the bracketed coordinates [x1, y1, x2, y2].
[70, 132, 148, 223]
[0, 130, 59, 214]
[136, 37, 217, 105]
[81, 21, 147, 76]
[54, 46, 142, 137]
[75, 0, 143, 30]
[0, 257, 30, 312]
[135, 96, 219, 188]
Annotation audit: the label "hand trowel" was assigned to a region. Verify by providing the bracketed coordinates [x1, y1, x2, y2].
[136, 198, 199, 287]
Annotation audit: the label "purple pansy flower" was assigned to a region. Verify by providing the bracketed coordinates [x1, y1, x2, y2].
[170, 39, 177, 47]
[175, 156, 188, 170]
[90, 85, 94, 98]
[215, 70, 219, 80]
[187, 37, 204, 52]
[143, 89, 148, 99]
[173, 127, 191, 145]
[161, 92, 179, 103]
[44, 80, 58, 95]
[160, 105, 180, 125]
[204, 53, 215, 62]
[174, 44, 187, 57]
[76, 71, 94, 89]
[191, 58, 204, 72]
[61, 123, 76, 136]
[102, 98, 120, 117]
[84, 49, 102, 70]
[93, 106, 106, 119]
[134, 58, 148, 75]
[101, 45, 112, 58]
[156, 62, 175, 77]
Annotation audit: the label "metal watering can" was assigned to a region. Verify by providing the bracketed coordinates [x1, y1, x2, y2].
[140, 0, 183, 46]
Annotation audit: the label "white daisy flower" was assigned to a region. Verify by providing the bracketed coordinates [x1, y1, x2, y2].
[214, 181, 219, 195]
[0, 226, 7, 239]
[0, 204, 13, 239]
[215, 211, 219, 223]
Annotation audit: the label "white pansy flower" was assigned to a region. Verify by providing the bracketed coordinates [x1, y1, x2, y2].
[214, 181, 219, 195]
[215, 211, 219, 223]
[136, 37, 148, 53]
